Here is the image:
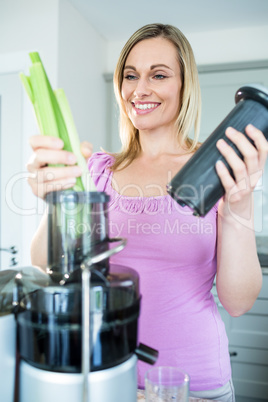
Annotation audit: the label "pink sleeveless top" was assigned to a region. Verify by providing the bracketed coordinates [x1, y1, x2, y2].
[88, 152, 231, 391]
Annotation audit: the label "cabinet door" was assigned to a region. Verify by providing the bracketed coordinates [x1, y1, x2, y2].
[230, 346, 268, 400]
[228, 299, 268, 348]
[213, 276, 268, 348]
[198, 67, 268, 142]
[212, 275, 268, 400]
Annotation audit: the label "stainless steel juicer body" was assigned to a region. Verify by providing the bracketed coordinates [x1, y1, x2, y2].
[19, 354, 138, 402]
[0, 314, 16, 400]
[0, 266, 50, 401]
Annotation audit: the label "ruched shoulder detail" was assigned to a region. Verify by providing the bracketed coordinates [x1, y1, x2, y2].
[87, 152, 115, 192]
[108, 191, 178, 215]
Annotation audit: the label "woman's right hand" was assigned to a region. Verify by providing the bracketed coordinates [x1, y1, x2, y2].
[27, 135, 93, 199]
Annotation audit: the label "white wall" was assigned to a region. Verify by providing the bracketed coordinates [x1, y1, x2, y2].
[0, 0, 59, 85]
[106, 25, 268, 72]
[0, 0, 61, 170]
[58, 0, 107, 150]
[188, 25, 268, 66]
[0, 0, 61, 265]
[0, 0, 108, 265]
[0, 0, 108, 150]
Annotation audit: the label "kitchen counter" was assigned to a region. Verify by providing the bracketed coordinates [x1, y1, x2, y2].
[137, 390, 217, 401]
[256, 236, 268, 273]
[258, 252, 268, 267]
[259, 253, 268, 274]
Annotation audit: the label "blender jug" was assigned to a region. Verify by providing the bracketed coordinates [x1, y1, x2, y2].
[167, 84, 268, 216]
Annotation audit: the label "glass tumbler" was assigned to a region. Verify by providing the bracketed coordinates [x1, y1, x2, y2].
[145, 366, 190, 401]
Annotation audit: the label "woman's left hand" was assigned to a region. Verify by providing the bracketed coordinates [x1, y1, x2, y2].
[215, 124, 268, 220]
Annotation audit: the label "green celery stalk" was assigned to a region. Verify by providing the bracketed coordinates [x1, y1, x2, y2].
[20, 51, 95, 193]
[54, 89, 96, 192]
[28, 62, 59, 137]
[19, 73, 34, 103]
[29, 52, 73, 153]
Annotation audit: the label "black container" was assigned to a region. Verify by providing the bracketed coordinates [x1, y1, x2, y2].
[167, 84, 268, 216]
[46, 191, 110, 278]
[0, 266, 50, 315]
[17, 265, 141, 373]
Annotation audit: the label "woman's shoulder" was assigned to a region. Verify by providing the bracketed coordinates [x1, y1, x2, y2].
[87, 152, 115, 191]
[87, 151, 115, 172]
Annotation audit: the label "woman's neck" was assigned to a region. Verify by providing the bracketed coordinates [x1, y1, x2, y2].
[138, 127, 186, 158]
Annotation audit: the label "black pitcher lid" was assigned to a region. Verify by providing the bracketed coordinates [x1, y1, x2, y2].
[235, 84, 268, 109]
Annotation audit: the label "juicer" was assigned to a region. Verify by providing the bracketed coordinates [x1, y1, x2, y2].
[0, 190, 158, 402]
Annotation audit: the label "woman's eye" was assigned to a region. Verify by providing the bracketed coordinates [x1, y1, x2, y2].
[124, 74, 137, 80]
[154, 74, 166, 80]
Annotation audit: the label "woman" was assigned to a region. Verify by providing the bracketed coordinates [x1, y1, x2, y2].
[27, 24, 267, 401]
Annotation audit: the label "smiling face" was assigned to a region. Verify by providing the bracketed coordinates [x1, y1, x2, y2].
[121, 37, 182, 134]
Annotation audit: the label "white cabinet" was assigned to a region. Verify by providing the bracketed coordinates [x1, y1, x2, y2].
[212, 273, 268, 401]
[198, 63, 268, 142]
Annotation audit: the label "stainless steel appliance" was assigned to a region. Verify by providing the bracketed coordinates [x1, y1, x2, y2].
[0, 266, 49, 401]
[0, 274, 16, 401]
[18, 265, 142, 402]
[0, 191, 158, 401]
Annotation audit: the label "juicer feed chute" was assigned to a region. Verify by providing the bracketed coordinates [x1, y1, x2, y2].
[46, 191, 111, 278]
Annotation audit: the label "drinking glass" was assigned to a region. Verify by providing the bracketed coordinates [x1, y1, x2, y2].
[145, 366, 189, 401]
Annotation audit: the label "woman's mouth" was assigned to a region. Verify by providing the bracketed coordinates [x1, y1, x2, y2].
[131, 102, 160, 114]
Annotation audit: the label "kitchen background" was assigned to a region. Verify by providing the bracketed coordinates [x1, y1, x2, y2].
[1, 0, 268, 269]
[0, 1, 268, 401]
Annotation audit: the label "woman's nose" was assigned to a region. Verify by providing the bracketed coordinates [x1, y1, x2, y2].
[133, 77, 151, 97]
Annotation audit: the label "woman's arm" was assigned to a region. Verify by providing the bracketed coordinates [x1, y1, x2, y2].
[215, 124, 268, 317]
[216, 199, 262, 317]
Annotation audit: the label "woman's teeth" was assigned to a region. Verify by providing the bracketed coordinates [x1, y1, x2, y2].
[134, 103, 159, 110]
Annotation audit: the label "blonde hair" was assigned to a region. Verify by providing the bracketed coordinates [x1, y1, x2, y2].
[112, 23, 201, 171]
